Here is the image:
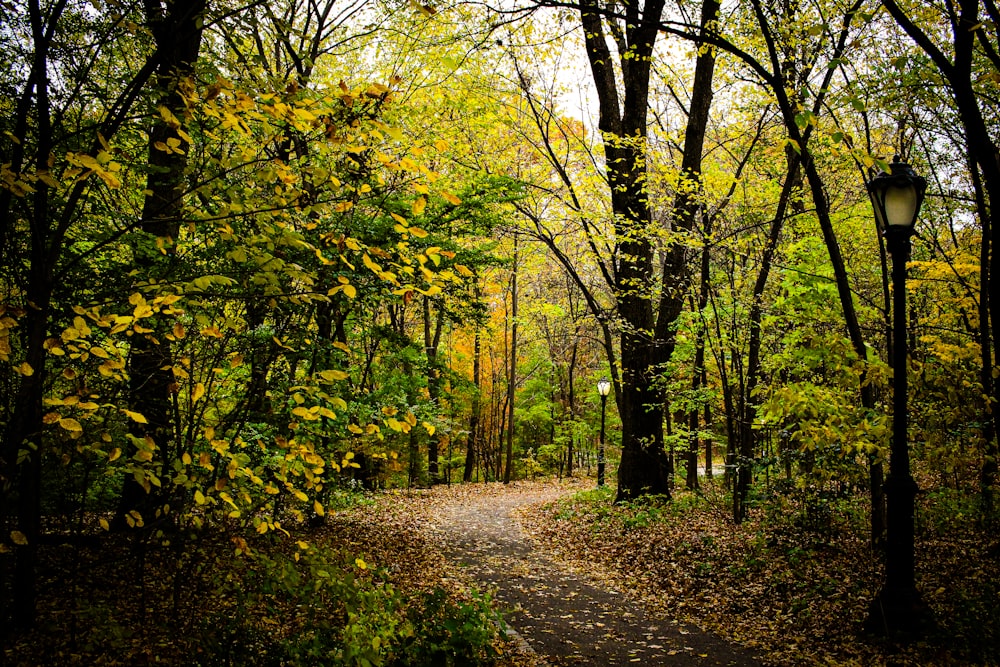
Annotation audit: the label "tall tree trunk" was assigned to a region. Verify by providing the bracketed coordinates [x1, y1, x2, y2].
[504, 237, 519, 484]
[566, 338, 578, 477]
[463, 284, 483, 482]
[424, 296, 445, 483]
[703, 399, 712, 479]
[687, 241, 712, 490]
[116, 0, 206, 526]
[746, 0, 883, 535]
[735, 152, 799, 521]
[880, 4, 999, 513]
[581, 0, 718, 501]
[4, 0, 63, 626]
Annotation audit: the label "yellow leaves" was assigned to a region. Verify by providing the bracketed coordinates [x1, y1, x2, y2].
[319, 369, 349, 382]
[355, 557, 368, 570]
[129, 293, 153, 320]
[0, 313, 17, 362]
[158, 105, 181, 128]
[14, 361, 33, 376]
[417, 284, 442, 297]
[292, 406, 319, 421]
[98, 518, 110, 531]
[153, 137, 186, 155]
[109, 447, 122, 462]
[122, 409, 148, 424]
[423, 421, 436, 436]
[1, 163, 36, 196]
[386, 417, 405, 432]
[365, 83, 390, 98]
[10, 530, 28, 545]
[379, 123, 405, 142]
[194, 489, 207, 505]
[412, 196, 427, 215]
[58, 417, 82, 432]
[363, 253, 381, 273]
[191, 382, 205, 403]
[313, 500, 325, 517]
[293, 107, 317, 122]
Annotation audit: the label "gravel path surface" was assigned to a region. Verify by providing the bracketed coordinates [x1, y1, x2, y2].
[425, 482, 762, 667]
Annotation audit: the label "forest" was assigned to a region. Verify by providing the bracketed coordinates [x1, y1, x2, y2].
[1, 0, 997, 664]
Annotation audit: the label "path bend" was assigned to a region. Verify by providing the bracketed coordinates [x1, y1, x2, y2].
[424, 482, 761, 667]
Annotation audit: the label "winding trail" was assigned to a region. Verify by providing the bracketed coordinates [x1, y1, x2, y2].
[425, 482, 761, 667]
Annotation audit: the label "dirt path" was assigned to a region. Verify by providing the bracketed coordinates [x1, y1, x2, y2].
[424, 482, 761, 667]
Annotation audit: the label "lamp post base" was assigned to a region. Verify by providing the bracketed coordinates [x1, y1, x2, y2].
[863, 585, 933, 639]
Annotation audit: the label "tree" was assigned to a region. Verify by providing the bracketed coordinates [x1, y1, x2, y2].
[878, 0, 998, 522]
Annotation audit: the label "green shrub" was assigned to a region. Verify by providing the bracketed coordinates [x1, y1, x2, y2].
[190, 544, 503, 667]
[396, 588, 504, 666]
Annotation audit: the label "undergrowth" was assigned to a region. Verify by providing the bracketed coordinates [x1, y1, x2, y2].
[4, 490, 507, 667]
[526, 481, 1000, 666]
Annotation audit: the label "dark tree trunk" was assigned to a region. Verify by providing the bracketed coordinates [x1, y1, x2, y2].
[463, 310, 482, 482]
[504, 237, 518, 484]
[735, 151, 799, 521]
[580, 0, 719, 501]
[4, 0, 63, 626]
[116, 0, 206, 527]
[746, 0, 882, 534]
[423, 296, 445, 483]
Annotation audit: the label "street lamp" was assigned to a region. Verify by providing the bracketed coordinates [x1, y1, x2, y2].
[596, 377, 611, 487]
[865, 157, 928, 636]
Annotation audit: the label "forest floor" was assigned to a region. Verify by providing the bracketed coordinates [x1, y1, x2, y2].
[406, 477, 999, 667]
[419, 479, 761, 666]
[4, 476, 997, 666]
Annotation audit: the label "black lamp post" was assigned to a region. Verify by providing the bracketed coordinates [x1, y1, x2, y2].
[597, 377, 611, 487]
[865, 157, 928, 636]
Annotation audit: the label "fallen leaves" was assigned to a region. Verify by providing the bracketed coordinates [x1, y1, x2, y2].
[519, 482, 1000, 666]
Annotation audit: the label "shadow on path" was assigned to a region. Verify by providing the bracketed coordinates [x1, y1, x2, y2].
[426, 483, 761, 667]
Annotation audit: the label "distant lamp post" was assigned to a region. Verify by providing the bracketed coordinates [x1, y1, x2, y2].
[596, 377, 611, 487]
[865, 157, 928, 636]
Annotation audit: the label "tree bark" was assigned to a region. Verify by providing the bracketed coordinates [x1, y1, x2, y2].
[463, 283, 483, 483]
[504, 236, 519, 484]
[116, 0, 206, 527]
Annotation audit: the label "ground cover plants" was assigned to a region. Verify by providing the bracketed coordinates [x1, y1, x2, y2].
[2, 490, 513, 667]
